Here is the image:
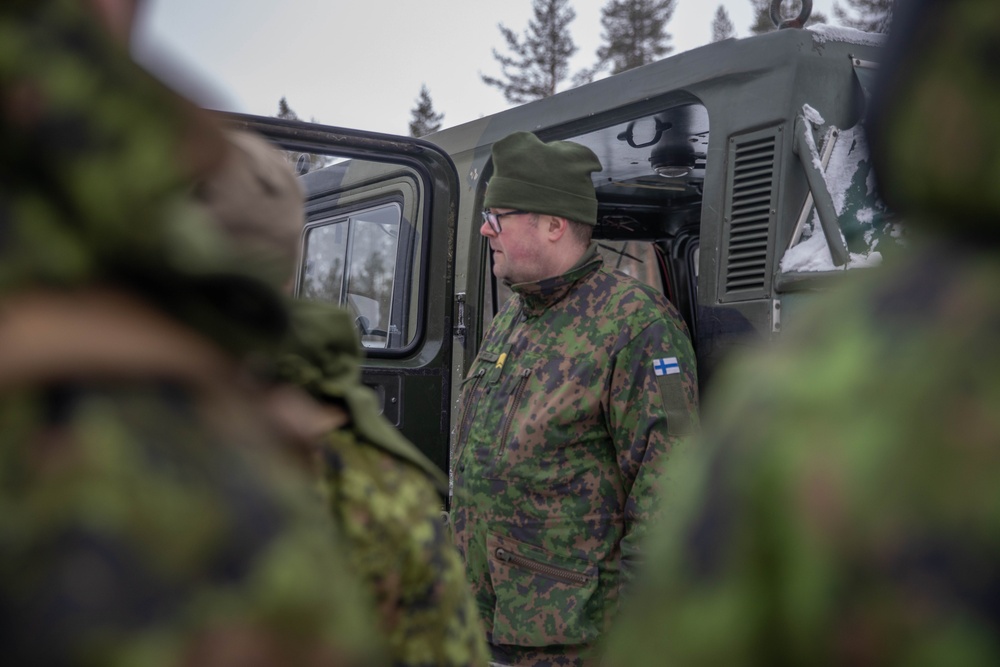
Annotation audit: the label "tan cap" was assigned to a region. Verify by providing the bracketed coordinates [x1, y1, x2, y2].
[194, 129, 304, 288]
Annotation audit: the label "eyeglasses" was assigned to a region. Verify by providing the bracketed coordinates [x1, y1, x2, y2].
[481, 209, 529, 234]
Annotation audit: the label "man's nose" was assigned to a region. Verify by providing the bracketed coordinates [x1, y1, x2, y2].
[480, 219, 496, 238]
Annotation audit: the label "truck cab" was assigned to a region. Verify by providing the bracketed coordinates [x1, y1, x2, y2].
[224, 22, 895, 477]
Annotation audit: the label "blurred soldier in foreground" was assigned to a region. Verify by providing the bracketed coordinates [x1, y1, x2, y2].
[0, 1, 383, 665]
[194, 128, 490, 667]
[600, 0, 1000, 665]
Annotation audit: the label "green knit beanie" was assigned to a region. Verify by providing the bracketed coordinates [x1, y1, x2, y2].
[483, 131, 602, 225]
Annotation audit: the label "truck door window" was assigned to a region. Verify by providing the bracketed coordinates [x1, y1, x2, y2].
[299, 203, 402, 349]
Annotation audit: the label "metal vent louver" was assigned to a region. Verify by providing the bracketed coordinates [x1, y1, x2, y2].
[722, 127, 781, 300]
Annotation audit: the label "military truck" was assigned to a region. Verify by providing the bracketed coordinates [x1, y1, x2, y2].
[224, 3, 895, 480]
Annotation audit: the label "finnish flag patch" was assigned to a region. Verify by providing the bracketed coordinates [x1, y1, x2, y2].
[653, 357, 680, 376]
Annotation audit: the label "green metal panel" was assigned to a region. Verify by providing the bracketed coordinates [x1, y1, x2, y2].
[720, 126, 784, 302]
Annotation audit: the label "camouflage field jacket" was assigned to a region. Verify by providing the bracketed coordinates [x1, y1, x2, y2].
[278, 299, 490, 667]
[451, 246, 698, 666]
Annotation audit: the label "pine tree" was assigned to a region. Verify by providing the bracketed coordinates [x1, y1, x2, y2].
[277, 97, 299, 121]
[276, 97, 321, 124]
[481, 0, 578, 104]
[593, 0, 676, 76]
[834, 0, 894, 33]
[712, 5, 736, 42]
[408, 85, 444, 138]
[274, 98, 327, 173]
[749, 0, 827, 35]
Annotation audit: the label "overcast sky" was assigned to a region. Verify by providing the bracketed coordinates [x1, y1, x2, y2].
[133, 0, 839, 136]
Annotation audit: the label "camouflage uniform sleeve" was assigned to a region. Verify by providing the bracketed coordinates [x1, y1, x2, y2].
[605, 311, 699, 575]
[0, 386, 385, 667]
[324, 428, 490, 667]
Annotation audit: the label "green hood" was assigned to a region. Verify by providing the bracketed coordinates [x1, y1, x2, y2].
[276, 299, 449, 497]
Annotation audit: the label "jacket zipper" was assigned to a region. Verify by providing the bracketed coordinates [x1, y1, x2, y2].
[496, 368, 531, 461]
[454, 368, 486, 462]
[495, 547, 589, 586]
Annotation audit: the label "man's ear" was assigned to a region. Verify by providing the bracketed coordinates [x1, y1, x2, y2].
[546, 215, 569, 241]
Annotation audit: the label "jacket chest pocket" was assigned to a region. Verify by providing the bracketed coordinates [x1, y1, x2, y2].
[495, 368, 531, 463]
[486, 532, 601, 647]
[455, 366, 487, 453]
[453, 348, 505, 461]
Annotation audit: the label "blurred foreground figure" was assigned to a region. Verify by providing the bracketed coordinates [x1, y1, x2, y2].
[195, 129, 490, 667]
[601, 0, 1000, 665]
[0, 2, 382, 665]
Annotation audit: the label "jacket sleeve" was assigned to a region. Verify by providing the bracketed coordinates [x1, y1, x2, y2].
[605, 315, 699, 577]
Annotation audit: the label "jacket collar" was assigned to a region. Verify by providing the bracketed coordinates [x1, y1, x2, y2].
[511, 244, 603, 317]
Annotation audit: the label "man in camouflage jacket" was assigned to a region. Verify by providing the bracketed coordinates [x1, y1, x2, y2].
[600, 1, 1000, 665]
[450, 131, 699, 667]
[276, 299, 491, 667]
[0, 2, 384, 664]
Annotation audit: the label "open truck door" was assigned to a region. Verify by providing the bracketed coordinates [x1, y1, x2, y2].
[220, 113, 460, 476]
